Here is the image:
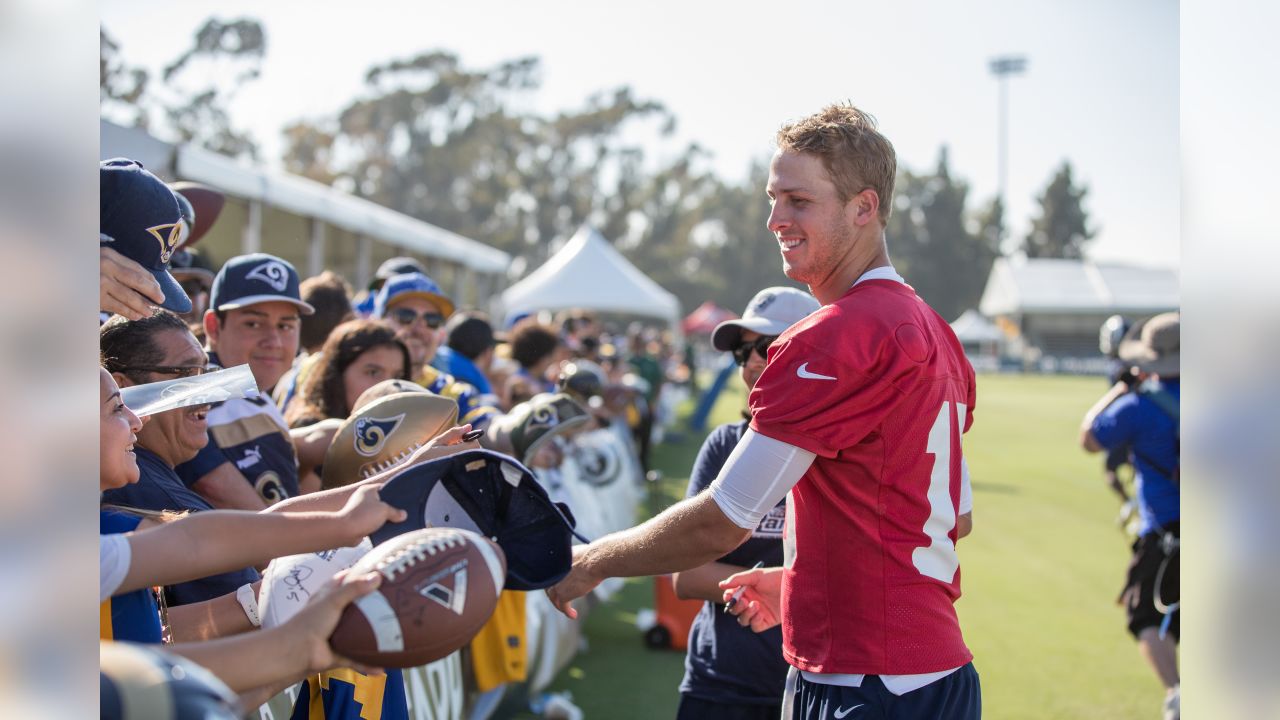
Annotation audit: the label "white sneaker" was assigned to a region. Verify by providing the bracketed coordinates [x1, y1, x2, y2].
[1163, 685, 1179, 720]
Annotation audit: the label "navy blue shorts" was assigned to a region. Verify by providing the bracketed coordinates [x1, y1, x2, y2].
[677, 694, 781, 720]
[787, 663, 981, 720]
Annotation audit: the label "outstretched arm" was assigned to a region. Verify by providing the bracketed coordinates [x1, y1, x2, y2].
[168, 570, 384, 693]
[114, 485, 404, 596]
[547, 492, 750, 617]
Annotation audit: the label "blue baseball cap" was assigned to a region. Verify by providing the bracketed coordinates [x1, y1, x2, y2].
[373, 272, 455, 319]
[208, 253, 315, 315]
[371, 449, 585, 590]
[99, 158, 192, 314]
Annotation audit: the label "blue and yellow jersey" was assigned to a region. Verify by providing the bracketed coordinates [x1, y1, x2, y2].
[416, 365, 499, 429]
[99, 510, 163, 643]
[291, 668, 407, 720]
[469, 591, 528, 692]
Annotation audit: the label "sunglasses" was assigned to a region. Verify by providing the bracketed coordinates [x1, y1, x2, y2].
[121, 363, 220, 379]
[390, 307, 445, 329]
[732, 336, 777, 366]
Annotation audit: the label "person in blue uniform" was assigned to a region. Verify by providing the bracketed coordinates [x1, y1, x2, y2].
[1081, 312, 1181, 720]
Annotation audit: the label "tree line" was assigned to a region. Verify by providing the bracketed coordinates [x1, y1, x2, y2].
[101, 18, 1095, 323]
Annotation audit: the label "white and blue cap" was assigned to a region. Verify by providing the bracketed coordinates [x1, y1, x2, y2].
[711, 286, 820, 351]
[209, 253, 314, 314]
[373, 271, 455, 319]
[99, 158, 192, 314]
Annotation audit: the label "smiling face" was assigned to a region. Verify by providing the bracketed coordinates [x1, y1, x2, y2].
[385, 296, 444, 369]
[100, 368, 144, 492]
[119, 328, 211, 467]
[341, 344, 407, 415]
[205, 301, 301, 392]
[766, 149, 882, 304]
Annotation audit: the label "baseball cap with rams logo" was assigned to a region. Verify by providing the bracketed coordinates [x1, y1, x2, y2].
[99, 158, 192, 314]
[209, 253, 315, 315]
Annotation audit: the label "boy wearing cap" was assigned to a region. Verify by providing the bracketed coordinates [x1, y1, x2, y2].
[373, 272, 498, 428]
[176, 253, 317, 510]
[1081, 312, 1181, 719]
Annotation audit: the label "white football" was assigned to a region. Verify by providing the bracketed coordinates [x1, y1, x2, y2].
[258, 538, 373, 629]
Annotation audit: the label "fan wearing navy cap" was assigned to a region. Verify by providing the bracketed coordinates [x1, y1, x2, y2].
[671, 287, 818, 720]
[175, 253, 317, 510]
[100, 158, 192, 320]
[374, 272, 499, 429]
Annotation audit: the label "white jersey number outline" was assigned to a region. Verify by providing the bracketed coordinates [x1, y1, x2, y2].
[911, 401, 966, 583]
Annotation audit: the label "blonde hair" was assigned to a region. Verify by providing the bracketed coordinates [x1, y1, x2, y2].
[776, 103, 897, 224]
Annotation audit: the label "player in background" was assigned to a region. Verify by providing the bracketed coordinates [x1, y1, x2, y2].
[549, 103, 980, 719]
[671, 286, 819, 720]
[1081, 312, 1181, 720]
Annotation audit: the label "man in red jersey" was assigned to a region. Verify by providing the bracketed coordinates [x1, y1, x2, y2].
[548, 103, 980, 719]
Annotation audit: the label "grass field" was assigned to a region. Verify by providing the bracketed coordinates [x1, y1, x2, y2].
[534, 373, 1163, 719]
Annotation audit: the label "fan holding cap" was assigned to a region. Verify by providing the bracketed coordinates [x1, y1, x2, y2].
[100, 158, 192, 319]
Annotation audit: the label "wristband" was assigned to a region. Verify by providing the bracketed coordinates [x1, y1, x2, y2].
[236, 583, 261, 627]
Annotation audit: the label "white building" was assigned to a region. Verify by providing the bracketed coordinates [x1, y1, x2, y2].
[978, 257, 1178, 371]
[101, 119, 510, 307]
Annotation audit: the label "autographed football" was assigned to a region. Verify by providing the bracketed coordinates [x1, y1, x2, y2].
[258, 540, 373, 630]
[329, 527, 506, 668]
[321, 392, 459, 489]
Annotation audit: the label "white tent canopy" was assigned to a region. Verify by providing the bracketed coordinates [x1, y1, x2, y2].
[950, 309, 1004, 344]
[498, 225, 681, 327]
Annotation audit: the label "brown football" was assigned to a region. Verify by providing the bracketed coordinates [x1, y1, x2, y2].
[321, 392, 459, 489]
[170, 182, 225, 249]
[330, 528, 506, 668]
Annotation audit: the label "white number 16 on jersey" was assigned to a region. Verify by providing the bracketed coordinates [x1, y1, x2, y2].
[911, 401, 967, 583]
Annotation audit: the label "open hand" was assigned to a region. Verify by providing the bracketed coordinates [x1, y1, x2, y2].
[545, 544, 600, 619]
[336, 484, 407, 543]
[403, 424, 481, 467]
[288, 569, 386, 676]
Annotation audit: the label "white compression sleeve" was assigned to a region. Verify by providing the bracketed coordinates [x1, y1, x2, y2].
[100, 534, 131, 602]
[709, 429, 816, 530]
[959, 458, 973, 515]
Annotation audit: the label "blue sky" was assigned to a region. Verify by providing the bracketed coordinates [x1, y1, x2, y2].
[102, 0, 1178, 268]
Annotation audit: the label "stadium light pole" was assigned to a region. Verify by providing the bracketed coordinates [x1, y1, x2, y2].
[989, 55, 1027, 251]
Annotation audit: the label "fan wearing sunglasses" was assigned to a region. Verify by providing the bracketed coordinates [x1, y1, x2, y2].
[373, 272, 499, 429]
[667, 287, 818, 719]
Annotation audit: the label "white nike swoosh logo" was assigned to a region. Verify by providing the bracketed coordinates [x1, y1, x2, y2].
[796, 362, 837, 380]
[833, 704, 864, 719]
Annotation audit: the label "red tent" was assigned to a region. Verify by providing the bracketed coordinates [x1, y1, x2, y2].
[682, 301, 737, 336]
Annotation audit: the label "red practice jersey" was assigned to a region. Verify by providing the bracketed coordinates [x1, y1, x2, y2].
[748, 278, 976, 675]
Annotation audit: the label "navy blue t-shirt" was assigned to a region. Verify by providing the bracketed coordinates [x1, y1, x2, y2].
[679, 421, 789, 705]
[175, 352, 300, 504]
[1091, 378, 1180, 536]
[101, 447, 260, 606]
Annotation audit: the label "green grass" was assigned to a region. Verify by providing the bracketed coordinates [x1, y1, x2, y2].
[532, 374, 1162, 719]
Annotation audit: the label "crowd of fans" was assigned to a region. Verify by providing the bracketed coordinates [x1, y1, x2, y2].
[97, 157, 691, 718]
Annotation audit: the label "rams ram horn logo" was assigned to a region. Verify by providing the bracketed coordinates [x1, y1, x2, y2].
[245, 261, 291, 292]
[353, 414, 406, 457]
[526, 404, 559, 429]
[145, 222, 183, 264]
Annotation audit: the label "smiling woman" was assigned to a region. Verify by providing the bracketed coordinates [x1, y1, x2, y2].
[99, 309, 263, 606]
[99, 368, 144, 493]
